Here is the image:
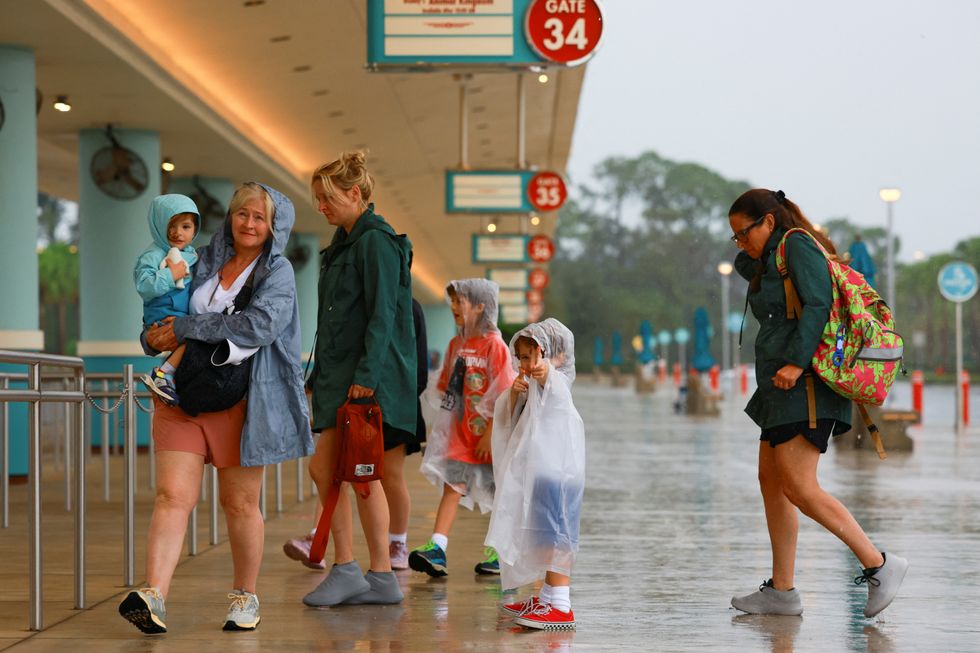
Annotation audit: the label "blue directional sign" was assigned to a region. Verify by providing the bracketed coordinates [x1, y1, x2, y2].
[727, 311, 743, 334]
[938, 262, 979, 303]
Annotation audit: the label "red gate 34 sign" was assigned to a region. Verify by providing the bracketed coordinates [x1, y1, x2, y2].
[525, 0, 605, 66]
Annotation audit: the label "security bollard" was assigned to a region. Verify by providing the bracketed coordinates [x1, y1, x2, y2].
[962, 370, 970, 427]
[672, 362, 681, 387]
[740, 365, 749, 395]
[911, 370, 924, 423]
[709, 365, 720, 394]
[657, 359, 667, 384]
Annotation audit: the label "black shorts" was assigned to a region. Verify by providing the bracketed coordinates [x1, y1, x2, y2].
[760, 418, 850, 454]
[382, 422, 418, 454]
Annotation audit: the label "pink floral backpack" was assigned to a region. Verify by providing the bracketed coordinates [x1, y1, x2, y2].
[775, 228, 905, 458]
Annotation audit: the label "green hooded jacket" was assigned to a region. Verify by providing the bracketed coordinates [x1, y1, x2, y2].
[308, 205, 418, 433]
[734, 227, 851, 430]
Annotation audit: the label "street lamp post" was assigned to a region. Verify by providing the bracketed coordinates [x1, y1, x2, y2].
[718, 262, 733, 372]
[879, 188, 901, 315]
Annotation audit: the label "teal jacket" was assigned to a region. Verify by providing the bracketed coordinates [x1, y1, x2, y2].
[734, 228, 851, 430]
[308, 205, 418, 433]
[133, 194, 199, 326]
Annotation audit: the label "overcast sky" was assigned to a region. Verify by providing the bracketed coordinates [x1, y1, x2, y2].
[567, 0, 980, 261]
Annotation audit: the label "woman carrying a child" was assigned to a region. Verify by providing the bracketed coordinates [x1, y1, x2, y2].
[727, 188, 907, 618]
[304, 151, 417, 607]
[120, 183, 313, 635]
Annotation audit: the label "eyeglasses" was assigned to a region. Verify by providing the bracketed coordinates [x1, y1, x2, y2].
[730, 214, 768, 244]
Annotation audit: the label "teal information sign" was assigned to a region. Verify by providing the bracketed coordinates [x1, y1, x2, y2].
[472, 234, 530, 263]
[368, 0, 545, 69]
[446, 170, 537, 213]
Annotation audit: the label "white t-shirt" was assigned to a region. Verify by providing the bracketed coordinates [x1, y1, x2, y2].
[189, 258, 260, 365]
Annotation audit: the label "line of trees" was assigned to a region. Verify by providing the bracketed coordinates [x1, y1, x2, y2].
[546, 150, 979, 376]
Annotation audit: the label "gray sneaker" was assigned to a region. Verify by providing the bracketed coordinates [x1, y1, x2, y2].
[303, 560, 371, 607]
[223, 589, 260, 631]
[118, 587, 167, 634]
[341, 571, 405, 605]
[857, 552, 909, 618]
[731, 579, 803, 616]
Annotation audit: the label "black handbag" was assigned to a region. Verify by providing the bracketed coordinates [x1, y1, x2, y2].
[174, 269, 257, 416]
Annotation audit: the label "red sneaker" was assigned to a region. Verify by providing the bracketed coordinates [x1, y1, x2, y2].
[500, 595, 541, 616]
[514, 604, 576, 630]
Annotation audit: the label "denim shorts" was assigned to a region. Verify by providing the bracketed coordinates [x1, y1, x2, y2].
[529, 477, 583, 548]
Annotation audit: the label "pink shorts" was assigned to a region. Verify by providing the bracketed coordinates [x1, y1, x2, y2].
[152, 399, 246, 468]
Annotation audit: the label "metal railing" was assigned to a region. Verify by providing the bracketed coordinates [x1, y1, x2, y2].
[0, 351, 313, 632]
[0, 350, 86, 632]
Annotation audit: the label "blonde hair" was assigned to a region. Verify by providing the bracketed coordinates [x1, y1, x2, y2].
[311, 151, 374, 209]
[229, 182, 275, 228]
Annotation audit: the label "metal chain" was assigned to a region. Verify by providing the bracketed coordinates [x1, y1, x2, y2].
[134, 396, 155, 414]
[84, 385, 128, 414]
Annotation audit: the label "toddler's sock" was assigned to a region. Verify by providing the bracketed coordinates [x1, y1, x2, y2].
[431, 533, 449, 551]
[161, 362, 176, 375]
[550, 585, 571, 613]
[389, 532, 407, 544]
[540, 583, 554, 606]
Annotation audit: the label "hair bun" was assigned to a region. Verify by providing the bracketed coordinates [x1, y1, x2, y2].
[342, 150, 366, 167]
[773, 189, 786, 204]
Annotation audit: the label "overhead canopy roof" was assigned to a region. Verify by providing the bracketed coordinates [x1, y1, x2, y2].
[1, 0, 586, 301]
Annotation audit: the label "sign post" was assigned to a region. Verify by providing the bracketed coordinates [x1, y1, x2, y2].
[938, 261, 978, 433]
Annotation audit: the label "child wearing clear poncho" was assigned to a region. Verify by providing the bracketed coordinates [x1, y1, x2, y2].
[486, 318, 585, 631]
[410, 279, 516, 578]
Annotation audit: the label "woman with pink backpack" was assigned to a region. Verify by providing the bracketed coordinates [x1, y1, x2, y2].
[727, 188, 908, 619]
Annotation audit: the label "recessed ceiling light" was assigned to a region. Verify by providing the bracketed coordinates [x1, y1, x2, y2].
[530, 215, 541, 226]
[270, 35, 291, 43]
[52, 95, 72, 112]
[538, 73, 549, 84]
[161, 158, 175, 172]
[293, 65, 312, 73]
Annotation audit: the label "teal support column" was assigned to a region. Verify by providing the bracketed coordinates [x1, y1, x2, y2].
[0, 45, 41, 476]
[167, 176, 234, 245]
[421, 303, 455, 371]
[78, 128, 161, 446]
[289, 233, 320, 357]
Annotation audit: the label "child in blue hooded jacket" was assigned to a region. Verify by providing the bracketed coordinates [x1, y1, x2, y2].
[133, 194, 200, 405]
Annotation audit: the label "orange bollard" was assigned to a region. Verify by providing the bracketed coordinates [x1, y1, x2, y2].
[658, 359, 667, 384]
[673, 362, 681, 387]
[911, 370, 924, 423]
[962, 370, 970, 427]
[709, 365, 720, 393]
[740, 364, 749, 395]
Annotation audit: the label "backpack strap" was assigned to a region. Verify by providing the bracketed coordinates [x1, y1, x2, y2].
[775, 228, 831, 321]
[856, 404, 888, 460]
[804, 372, 818, 429]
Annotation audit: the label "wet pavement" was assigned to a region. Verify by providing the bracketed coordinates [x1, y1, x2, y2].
[2, 378, 979, 651]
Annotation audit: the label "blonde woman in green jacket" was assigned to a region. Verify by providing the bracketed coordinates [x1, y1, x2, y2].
[728, 188, 907, 619]
[303, 152, 417, 607]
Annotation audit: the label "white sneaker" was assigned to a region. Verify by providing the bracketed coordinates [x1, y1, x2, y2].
[858, 552, 909, 618]
[223, 589, 260, 631]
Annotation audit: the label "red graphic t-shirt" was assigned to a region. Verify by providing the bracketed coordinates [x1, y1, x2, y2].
[438, 332, 513, 464]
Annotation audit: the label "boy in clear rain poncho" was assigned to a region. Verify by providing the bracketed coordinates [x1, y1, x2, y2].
[487, 318, 585, 631]
[410, 279, 516, 577]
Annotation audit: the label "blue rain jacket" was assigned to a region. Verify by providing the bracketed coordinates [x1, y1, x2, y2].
[133, 194, 200, 326]
[172, 184, 314, 467]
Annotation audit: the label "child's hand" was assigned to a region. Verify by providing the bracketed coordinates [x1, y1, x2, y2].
[475, 430, 492, 462]
[165, 257, 188, 281]
[512, 374, 529, 394]
[348, 384, 375, 399]
[530, 361, 549, 386]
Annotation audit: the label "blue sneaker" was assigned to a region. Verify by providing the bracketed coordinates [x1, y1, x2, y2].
[474, 547, 500, 575]
[141, 367, 179, 406]
[409, 541, 448, 577]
